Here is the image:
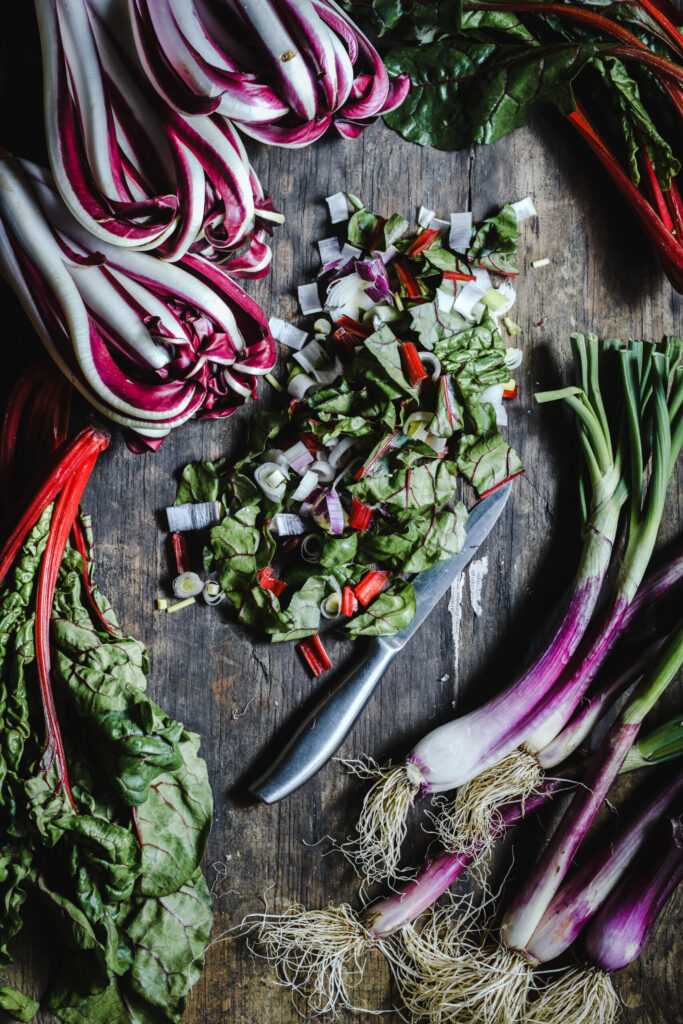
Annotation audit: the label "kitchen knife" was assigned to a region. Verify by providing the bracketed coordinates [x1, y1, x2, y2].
[250, 480, 512, 804]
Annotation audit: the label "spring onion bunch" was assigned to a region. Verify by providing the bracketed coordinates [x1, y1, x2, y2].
[35, 0, 283, 272]
[0, 157, 276, 451]
[128, 0, 410, 148]
[242, 710, 682, 1018]
[446, 621, 683, 1024]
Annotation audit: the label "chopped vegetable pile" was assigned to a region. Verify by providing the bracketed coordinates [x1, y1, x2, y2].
[168, 194, 532, 658]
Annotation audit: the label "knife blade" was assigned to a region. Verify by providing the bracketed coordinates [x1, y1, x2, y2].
[250, 480, 512, 804]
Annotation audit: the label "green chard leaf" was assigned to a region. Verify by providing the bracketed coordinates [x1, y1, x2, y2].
[361, 503, 468, 572]
[349, 460, 460, 508]
[346, 579, 417, 636]
[362, 324, 419, 397]
[457, 431, 524, 495]
[267, 575, 328, 642]
[0, 985, 39, 1021]
[134, 731, 212, 898]
[175, 459, 224, 505]
[210, 505, 264, 601]
[590, 55, 680, 188]
[383, 40, 597, 150]
[467, 204, 520, 274]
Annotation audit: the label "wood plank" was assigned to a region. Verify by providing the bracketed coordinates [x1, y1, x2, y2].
[0, 7, 680, 1023]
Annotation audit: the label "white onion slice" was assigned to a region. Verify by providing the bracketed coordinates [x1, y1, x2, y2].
[480, 384, 508, 426]
[268, 316, 308, 351]
[326, 192, 352, 224]
[379, 244, 398, 265]
[254, 462, 288, 500]
[287, 371, 316, 399]
[203, 580, 225, 605]
[313, 318, 331, 335]
[301, 534, 323, 562]
[449, 211, 473, 249]
[173, 572, 204, 598]
[429, 217, 450, 233]
[271, 512, 307, 536]
[328, 436, 356, 469]
[282, 440, 314, 473]
[166, 501, 222, 532]
[298, 282, 322, 315]
[292, 470, 319, 502]
[505, 348, 524, 370]
[417, 205, 436, 229]
[317, 236, 341, 265]
[453, 281, 488, 319]
[294, 338, 326, 372]
[436, 283, 456, 312]
[511, 196, 537, 222]
[310, 459, 336, 482]
[419, 352, 442, 381]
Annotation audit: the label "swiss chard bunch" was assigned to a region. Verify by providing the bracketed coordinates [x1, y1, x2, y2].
[173, 197, 528, 654]
[0, 368, 213, 1024]
[350, 0, 683, 291]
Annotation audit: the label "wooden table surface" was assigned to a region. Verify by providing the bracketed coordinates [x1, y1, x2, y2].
[1, 7, 681, 1023]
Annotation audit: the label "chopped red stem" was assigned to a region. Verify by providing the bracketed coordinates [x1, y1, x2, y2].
[0, 426, 111, 591]
[349, 497, 373, 531]
[406, 228, 441, 257]
[503, 385, 519, 399]
[298, 634, 332, 676]
[0, 365, 63, 511]
[336, 314, 372, 338]
[368, 216, 387, 252]
[401, 342, 429, 386]
[341, 586, 357, 617]
[442, 270, 477, 282]
[298, 430, 324, 454]
[355, 570, 390, 607]
[394, 258, 421, 299]
[257, 566, 287, 596]
[171, 532, 190, 575]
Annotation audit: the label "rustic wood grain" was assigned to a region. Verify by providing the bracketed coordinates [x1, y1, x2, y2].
[0, 6, 681, 1023]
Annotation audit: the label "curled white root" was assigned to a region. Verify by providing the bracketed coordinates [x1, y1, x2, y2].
[431, 746, 544, 855]
[241, 902, 378, 1016]
[390, 904, 536, 1024]
[341, 758, 420, 885]
[529, 966, 620, 1024]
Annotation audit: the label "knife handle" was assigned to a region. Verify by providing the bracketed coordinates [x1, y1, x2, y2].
[250, 639, 397, 804]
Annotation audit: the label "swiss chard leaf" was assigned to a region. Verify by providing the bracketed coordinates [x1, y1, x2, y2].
[0, 985, 39, 1021]
[349, 460, 460, 508]
[346, 579, 417, 636]
[134, 731, 212, 898]
[383, 39, 597, 150]
[361, 503, 469, 572]
[457, 431, 524, 495]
